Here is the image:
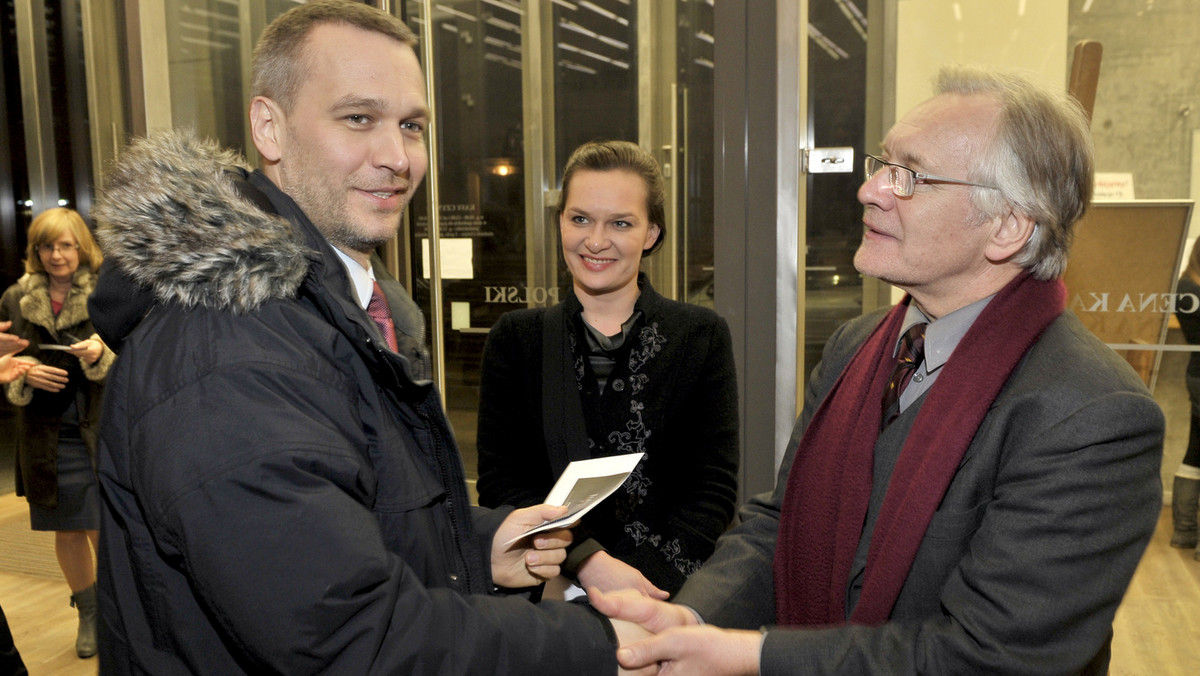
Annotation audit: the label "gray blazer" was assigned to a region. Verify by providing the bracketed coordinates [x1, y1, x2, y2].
[674, 308, 1164, 675]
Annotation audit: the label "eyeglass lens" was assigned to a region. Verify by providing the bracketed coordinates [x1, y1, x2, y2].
[39, 244, 78, 254]
[864, 156, 913, 197]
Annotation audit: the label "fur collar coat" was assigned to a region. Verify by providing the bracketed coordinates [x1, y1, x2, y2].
[1, 266, 115, 507]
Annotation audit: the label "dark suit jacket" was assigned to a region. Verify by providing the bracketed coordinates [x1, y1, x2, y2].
[674, 308, 1164, 675]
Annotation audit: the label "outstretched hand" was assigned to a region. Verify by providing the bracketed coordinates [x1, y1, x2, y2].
[616, 625, 763, 676]
[25, 363, 69, 393]
[577, 551, 669, 600]
[491, 504, 573, 588]
[0, 321, 28, 357]
[591, 588, 761, 676]
[589, 588, 698, 634]
[611, 618, 657, 676]
[0, 355, 30, 384]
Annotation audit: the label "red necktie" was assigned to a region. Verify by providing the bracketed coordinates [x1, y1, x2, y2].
[366, 281, 398, 352]
[881, 322, 927, 427]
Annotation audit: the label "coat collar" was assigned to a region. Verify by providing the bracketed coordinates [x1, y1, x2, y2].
[18, 267, 96, 337]
[92, 129, 309, 316]
[563, 272, 664, 318]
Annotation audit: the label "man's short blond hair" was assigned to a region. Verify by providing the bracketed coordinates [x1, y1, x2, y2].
[251, 0, 418, 113]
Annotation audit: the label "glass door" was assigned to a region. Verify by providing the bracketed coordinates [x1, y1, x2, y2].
[802, 0, 870, 379]
[402, 0, 715, 484]
[2, 0, 100, 291]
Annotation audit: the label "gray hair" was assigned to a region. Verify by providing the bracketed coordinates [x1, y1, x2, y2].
[935, 65, 1094, 280]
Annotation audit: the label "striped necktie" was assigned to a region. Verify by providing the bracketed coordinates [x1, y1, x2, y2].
[366, 281, 398, 352]
[881, 322, 927, 427]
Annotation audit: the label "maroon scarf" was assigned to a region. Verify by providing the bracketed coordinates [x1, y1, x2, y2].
[773, 272, 1066, 626]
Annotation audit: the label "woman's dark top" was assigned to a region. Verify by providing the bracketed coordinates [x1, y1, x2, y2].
[476, 274, 739, 593]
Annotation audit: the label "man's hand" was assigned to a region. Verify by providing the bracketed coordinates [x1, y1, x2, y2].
[617, 625, 762, 676]
[593, 589, 756, 675]
[589, 588, 698, 634]
[0, 321, 28, 357]
[491, 504, 573, 588]
[0, 355, 30, 384]
[25, 363, 69, 393]
[611, 618, 657, 676]
[577, 551, 669, 600]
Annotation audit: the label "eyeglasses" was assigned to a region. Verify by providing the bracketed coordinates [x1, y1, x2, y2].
[864, 153, 998, 198]
[37, 243, 80, 255]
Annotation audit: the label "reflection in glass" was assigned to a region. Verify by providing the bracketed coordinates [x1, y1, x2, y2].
[402, 1, 716, 482]
[804, 0, 868, 377]
[678, 0, 715, 307]
[166, 0, 240, 147]
[552, 1, 638, 179]
[404, 0, 533, 480]
[164, 1, 296, 149]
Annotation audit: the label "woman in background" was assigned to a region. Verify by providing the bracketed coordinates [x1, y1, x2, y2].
[476, 140, 738, 598]
[1, 208, 114, 658]
[1172, 242, 1200, 561]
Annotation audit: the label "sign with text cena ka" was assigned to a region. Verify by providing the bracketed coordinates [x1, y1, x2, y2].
[1071, 292, 1200, 314]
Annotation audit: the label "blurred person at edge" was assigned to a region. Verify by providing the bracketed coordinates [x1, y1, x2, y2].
[593, 65, 1164, 676]
[1170, 243, 1200, 560]
[86, 1, 651, 674]
[0, 207, 115, 660]
[476, 140, 738, 601]
[0, 338, 33, 676]
[0, 319, 29, 358]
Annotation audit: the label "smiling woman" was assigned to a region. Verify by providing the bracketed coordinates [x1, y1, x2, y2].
[476, 140, 739, 600]
[558, 168, 660, 325]
[0, 207, 115, 660]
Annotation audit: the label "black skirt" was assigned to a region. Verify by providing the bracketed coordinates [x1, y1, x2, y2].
[28, 408, 99, 532]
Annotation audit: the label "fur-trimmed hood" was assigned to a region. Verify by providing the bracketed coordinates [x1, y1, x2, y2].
[92, 129, 309, 314]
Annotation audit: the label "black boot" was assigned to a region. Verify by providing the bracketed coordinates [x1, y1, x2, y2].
[69, 584, 97, 659]
[1171, 476, 1200, 549]
[0, 602, 28, 675]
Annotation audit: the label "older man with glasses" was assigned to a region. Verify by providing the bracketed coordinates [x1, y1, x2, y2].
[594, 64, 1164, 676]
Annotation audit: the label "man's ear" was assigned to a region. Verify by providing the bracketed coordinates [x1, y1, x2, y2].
[985, 207, 1036, 263]
[249, 96, 284, 163]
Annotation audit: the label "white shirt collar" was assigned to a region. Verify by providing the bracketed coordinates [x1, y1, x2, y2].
[331, 246, 375, 310]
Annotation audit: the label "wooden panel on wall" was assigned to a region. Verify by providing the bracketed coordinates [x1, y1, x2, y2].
[1062, 200, 1195, 389]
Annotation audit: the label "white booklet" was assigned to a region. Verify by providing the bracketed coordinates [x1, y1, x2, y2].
[503, 452, 644, 545]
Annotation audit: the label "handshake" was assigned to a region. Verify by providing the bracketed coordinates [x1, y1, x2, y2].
[589, 588, 762, 676]
[496, 505, 760, 676]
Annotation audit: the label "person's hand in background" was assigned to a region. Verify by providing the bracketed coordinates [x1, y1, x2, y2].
[0, 321, 28, 356]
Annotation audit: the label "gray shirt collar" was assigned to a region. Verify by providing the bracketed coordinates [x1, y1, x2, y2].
[895, 294, 994, 374]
